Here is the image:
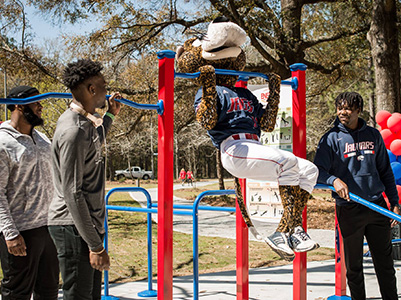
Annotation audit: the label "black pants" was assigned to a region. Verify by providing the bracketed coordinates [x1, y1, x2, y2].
[0, 226, 59, 300]
[337, 199, 398, 300]
[48, 225, 102, 300]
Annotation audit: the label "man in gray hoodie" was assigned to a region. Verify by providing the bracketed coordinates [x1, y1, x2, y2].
[0, 86, 59, 299]
[48, 59, 121, 300]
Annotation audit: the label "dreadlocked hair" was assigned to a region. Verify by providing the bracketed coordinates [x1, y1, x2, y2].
[62, 59, 103, 91]
[335, 92, 363, 112]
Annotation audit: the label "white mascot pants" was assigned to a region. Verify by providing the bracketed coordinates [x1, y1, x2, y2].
[220, 133, 318, 194]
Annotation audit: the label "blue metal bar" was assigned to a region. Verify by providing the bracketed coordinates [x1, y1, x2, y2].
[104, 187, 157, 298]
[0, 93, 164, 115]
[314, 184, 401, 223]
[364, 239, 401, 246]
[151, 203, 236, 213]
[192, 189, 236, 300]
[175, 69, 298, 90]
[106, 205, 158, 214]
[104, 187, 238, 300]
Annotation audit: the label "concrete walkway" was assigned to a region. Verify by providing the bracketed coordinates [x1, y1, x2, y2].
[102, 258, 401, 299]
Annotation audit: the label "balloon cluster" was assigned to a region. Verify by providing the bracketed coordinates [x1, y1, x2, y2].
[376, 110, 401, 202]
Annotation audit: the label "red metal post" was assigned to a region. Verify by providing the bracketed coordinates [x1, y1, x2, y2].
[290, 63, 307, 300]
[157, 50, 175, 300]
[236, 178, 249, 300]
[334, 209, 347, 296]
[234, 78, 249, 300]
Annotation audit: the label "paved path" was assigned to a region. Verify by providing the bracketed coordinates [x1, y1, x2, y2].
[128, 180, 335, 249]
[100, 258, 401, 299]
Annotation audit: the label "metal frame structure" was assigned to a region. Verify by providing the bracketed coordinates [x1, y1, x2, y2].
[5, 53, 400, 300]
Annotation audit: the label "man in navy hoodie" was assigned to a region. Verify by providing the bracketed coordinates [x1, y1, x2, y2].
[314, 91, 400, 300]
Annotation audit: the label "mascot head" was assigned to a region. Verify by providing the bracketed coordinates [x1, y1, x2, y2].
[176, 17, 247, 87]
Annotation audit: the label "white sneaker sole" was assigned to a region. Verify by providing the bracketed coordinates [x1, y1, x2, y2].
[265, 238, 295, 262]
[293, 242, 320, 253]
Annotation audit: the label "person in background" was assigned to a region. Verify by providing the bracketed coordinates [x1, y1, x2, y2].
[187, 170, 194, 186]
[314, 91, 400, 300]
[0, 86, 59, 299]
[48, 59, 121, 300]
[180, 168, 187, 186]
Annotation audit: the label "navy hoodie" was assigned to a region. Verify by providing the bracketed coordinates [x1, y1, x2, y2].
[314, 117, 398, 207]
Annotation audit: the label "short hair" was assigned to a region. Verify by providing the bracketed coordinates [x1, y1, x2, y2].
[335, 92, 363, 112]
[62, 59, 103, 91]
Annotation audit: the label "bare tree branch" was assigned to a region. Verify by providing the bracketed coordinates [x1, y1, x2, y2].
[301, 25, 370, 50]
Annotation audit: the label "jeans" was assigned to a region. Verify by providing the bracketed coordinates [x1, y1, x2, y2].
[0, 226, 59, 300]
[48, 225, 102, 300]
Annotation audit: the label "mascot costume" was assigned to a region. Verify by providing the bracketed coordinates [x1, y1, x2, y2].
[176, 17, 319, 261]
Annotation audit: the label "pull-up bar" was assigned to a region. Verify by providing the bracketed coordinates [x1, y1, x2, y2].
[0, 93, 165, 115]
[175, 69, 299, 90]
[315, 184, 401, 222]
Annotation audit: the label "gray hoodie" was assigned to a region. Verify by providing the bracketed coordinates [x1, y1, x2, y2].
[0, 121, 53, 240]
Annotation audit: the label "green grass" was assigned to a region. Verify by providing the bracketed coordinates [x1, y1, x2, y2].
[0, 180, 335, 285]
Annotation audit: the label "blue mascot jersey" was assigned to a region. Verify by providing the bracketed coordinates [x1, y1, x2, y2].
[194, 86, 265, 149]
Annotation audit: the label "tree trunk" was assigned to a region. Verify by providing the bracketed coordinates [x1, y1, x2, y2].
[368, 56, 376, 126]
[174, 135, 179, 179]
[367, 0, 400, 113]
[216, 150, 225, 190]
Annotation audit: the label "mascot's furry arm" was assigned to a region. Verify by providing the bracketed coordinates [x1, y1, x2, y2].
[176, 37, 218, 131]
[259, 73, 281, 132]
[196, 65, 218, 130]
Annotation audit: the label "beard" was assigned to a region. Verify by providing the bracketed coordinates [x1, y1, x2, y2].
[23, 106, 44, 127]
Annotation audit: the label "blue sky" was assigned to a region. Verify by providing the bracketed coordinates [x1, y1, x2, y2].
[25, 5, 101, 45]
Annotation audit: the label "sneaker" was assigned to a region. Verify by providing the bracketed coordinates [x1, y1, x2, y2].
[265, 231, 295, 262]
[289, 226, 320, 252]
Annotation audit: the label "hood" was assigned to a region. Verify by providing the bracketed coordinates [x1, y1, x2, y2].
[334, 117, 367, 133]
[0, 121, 25, 139]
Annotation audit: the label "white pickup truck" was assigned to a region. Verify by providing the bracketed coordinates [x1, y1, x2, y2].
[115, 166, 154, 180]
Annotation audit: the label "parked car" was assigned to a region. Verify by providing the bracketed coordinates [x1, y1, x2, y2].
[115, 166, 154, 180]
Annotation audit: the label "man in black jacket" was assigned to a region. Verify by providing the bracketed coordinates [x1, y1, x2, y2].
[314, 91, 400, 300]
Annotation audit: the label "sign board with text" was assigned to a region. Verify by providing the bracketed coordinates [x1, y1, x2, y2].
[246, 83, 293, 222]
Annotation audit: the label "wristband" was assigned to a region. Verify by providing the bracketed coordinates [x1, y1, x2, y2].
[105, 112, 115, 121]
[91, 247, 106, 255]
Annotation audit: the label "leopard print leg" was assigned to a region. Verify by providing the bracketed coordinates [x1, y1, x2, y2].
[260, 73, 281, 132]
[292, 189, 311, 228]
[276, 185, 302, 233]
[234, 177, 253, 228]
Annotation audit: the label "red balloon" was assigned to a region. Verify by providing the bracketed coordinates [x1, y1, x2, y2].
[387, 114, 401, 134]
[390, 139, 401, 156]
[381, 129, 395, 148]
[376, 110, 392, 128]
[383, 192, 390, 208]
